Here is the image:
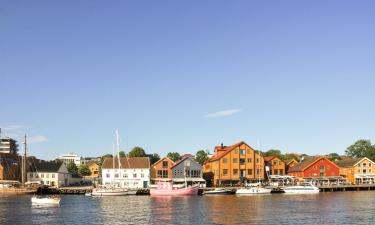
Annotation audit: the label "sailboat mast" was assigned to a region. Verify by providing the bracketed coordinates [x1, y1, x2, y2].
[22, 134, 27, 186]
[116, 129, 122, 185]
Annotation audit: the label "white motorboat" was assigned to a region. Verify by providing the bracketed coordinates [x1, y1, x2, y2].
[31, 195, 61, 205]
[91, 187, 130, 196]
[282, 183, 320, 194]
[204, 188, 232, 195]
[236, 187, 271, 194]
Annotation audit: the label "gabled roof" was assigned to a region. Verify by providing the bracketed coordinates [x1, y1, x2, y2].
[87, 161, 98, 167]
[151, 156, 175, 167]
[207, 141, 255, 163]
[29, 160, 63, 172]
[287, 156, 338, 173]
[335, 157, 371, 167]
[264, 156, 280, 162]
[102, 157, 150, 169]
[285, 159, 298, 165]
[171, 156, 200, 169]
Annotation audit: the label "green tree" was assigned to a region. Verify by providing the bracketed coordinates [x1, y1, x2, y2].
[119, 151, 126, 157]
[195, 150, 209, 165]
[78, 164, 91, 176]
[346, 139, 375, 161]
[327, 153, 342, 162]
[264, 149, 284, 159]
[128, 146, 146, 157]
[149, 153, 161, 164]
[167, 152, 181, 162]
[66, 161, 78, 174]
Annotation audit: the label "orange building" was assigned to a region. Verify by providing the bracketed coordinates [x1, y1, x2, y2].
[150, 157, 175, 184]
[203, 141, 265, 186]
[285, 159, 298, 173]
[335, 157, 375, 184]
[264, 156, 285, 177]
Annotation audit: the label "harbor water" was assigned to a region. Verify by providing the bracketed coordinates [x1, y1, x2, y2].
[1, 192, 375, 224]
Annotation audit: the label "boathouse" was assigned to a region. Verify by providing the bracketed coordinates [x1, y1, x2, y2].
[203, 141, 265, 187]
[335, 157, 375, 184]
[171, 155, 206, 187]
[150, 157, 175, 184]
[27, 160, 70, 187]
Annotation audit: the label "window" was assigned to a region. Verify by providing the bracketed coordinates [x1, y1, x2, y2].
[369, 163, 372, 167]
[223, 169, 228, 175]
[141, 173, 144, 178]
[363, 163, 367, 167]
[46, 174, 49, 178]
[363, 169, 367, 174]
[256, 158, 259, 163]
[162, 170, 168, 177]
[240, 149, 245, 155]
[320, 172, 324, 177]
[233, 169, 238, 175]
[273, 169, 278, 175]
[123, 173, 128, 178]
[247, 158, 252, 163]
[240, 158, 245, 164]
[247, 169, 252, 175]
[279, 169, 284, 175]
[106, 174, 110, 178]
[36, 174, 39, 178]
[162, 161, 168, 168]
[256, 169, 260, 175]
[223, 158, 227, 163]
[52, 174, 55, 178]
[273, 161, 277, 166]
[233, 158, 238, 163]
[30, 173, 33, 178]
[133, 173, 137, 178]
[115, 173, 119, 178]
[157, 170, 163, 177]
[320, 165, 324, 170]
[41, 174, 44, 178]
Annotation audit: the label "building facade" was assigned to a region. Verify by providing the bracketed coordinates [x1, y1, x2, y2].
[150, 157, 175, 184]
[285, 159, 298, 173]
[101, 157, 150, 189]
[335, 157, 375, 184]
[287, 156, 340, 180]
[0, 153, 21, 181]
[55, 153, 83, 167]
[27, 160, 70, 187]
[87, 162, 100, 178]
[171, 155, 205, 187]
[0, 138, 18, 154]
[264, 156, 285, 176]
[203, 141, 265, 186]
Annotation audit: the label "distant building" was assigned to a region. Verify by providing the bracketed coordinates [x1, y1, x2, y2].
[87, 162, 100, 178]
[335, 157, 375, 184]
[101, 157, 150, 189]
[0, 137, 18, 154]
[27, 160, 70, 187]
[264, 156, 285, 177]
[203, 141, 265, 187]
[55, 153, 83, 167]
[285, 159, 298, 173]
[150, 157, 175, 184]
[171, 155, 205, 187]
[82, 157, 101, 165]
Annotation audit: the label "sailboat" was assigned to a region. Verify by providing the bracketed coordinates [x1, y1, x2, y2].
[236, 145, 271, 195]
[92, 130, 130, 196]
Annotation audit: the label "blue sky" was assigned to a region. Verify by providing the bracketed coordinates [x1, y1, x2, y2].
[1, 1, 374, 160]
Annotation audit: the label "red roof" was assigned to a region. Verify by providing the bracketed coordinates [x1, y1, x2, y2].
[206, 141, 257, 163]
[264, 156, 278, 162]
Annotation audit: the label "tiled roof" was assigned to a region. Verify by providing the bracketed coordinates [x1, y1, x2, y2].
[285, 159, 298, 165]
[87, 161, 98, 167]
[29, 160, 63, 172]
[264, 156, 278, 162]
[151, 157, 175, 167]
[206, 141, 259, 163]
[171, 156, 199, 169]
[102, 157, 150, 169]
[335, 158, 362, 167]
[287, 156, 321, 173]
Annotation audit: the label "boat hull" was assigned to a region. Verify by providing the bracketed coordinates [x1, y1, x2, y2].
[282, 186, 320, 194]
[150, 186, 199, 196]
[91, 190, 130, 196]
[236, 188, 271, 195]
[31, 197, 60, 204]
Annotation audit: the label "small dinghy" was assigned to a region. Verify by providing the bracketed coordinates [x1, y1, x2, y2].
[31, 195, 61, 205]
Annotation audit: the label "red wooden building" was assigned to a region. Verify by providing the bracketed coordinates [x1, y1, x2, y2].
[287, 156, 340, 179]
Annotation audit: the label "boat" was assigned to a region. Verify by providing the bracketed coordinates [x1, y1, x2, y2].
[203, 188, 233, 195]
[236, 187, 271, 194]
[282, 183, 320, 194]
[150, 181, 199, 196]
[31, 195, 61, 205]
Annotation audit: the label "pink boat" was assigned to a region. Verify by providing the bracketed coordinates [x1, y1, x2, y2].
[150, 182, 199, 196]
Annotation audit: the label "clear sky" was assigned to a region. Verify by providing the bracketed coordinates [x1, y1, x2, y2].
[1, 1, 374, 160]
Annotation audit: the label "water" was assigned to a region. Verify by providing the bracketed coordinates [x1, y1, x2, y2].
[1, 192, 375, 224]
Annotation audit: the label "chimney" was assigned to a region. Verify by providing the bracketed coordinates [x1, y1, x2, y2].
[221, 142, 224, 148]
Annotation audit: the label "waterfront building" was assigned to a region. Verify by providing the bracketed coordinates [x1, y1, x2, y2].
[27, 160, 69, 187]
[150, 157, 175, 184]
[171, 155, 206, 187]
[264, 156, 285, 177]
[0, 137, 18, 154]
[335, 157, 375, 184]
[285, 159, 298, 173]
[101, 157, 150, 189]
[287, 156, 340, 182]
[87, 162, 100, 178]
[55, 153, 83, 167]
[203, 141, 265, 187]
[0, 153, 21, 181]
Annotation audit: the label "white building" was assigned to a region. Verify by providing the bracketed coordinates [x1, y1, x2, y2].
[27, 160, 70, 187]
[101, 157, 150, 189]
[55, 153, 83, 167]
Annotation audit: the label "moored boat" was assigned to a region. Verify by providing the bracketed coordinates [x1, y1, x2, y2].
[31, 195, 61, 205]
[91, 187, 130, 196]
[282, 183, 320, 194]
[236, 187, 271, 194]
[150, 182, 198, 196]
[204, 188, 233, 195]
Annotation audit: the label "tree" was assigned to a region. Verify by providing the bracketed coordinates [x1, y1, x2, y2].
[119, 151, 126, 157]
[128, 146, 146, 157]
[78, 164, 91, 176]
[167, 152, 181, 162]
[66, 161, 78, 174]
[264, 149, 284, 160]
[149, 153, 160, 164]
[346, 139, 375, 161]
[195, 150, 209, 165]
[327, 153, 342, 162]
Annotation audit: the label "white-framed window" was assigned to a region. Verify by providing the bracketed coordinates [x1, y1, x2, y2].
[133, 173, 137, 178]
[41, 174, 44, 178]
[141, 173, 144, 178]
[115, 173, 119, 178]
[106, 174, 110, 178]
[123, 173, 128, 178]
[52, 174, 55, 178]
[46, 174, 49, 178]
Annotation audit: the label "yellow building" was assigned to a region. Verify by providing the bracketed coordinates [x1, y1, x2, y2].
[335, 157, 375, 184]
[87, 162, 99, 178]
[203, 141, 264, 187]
